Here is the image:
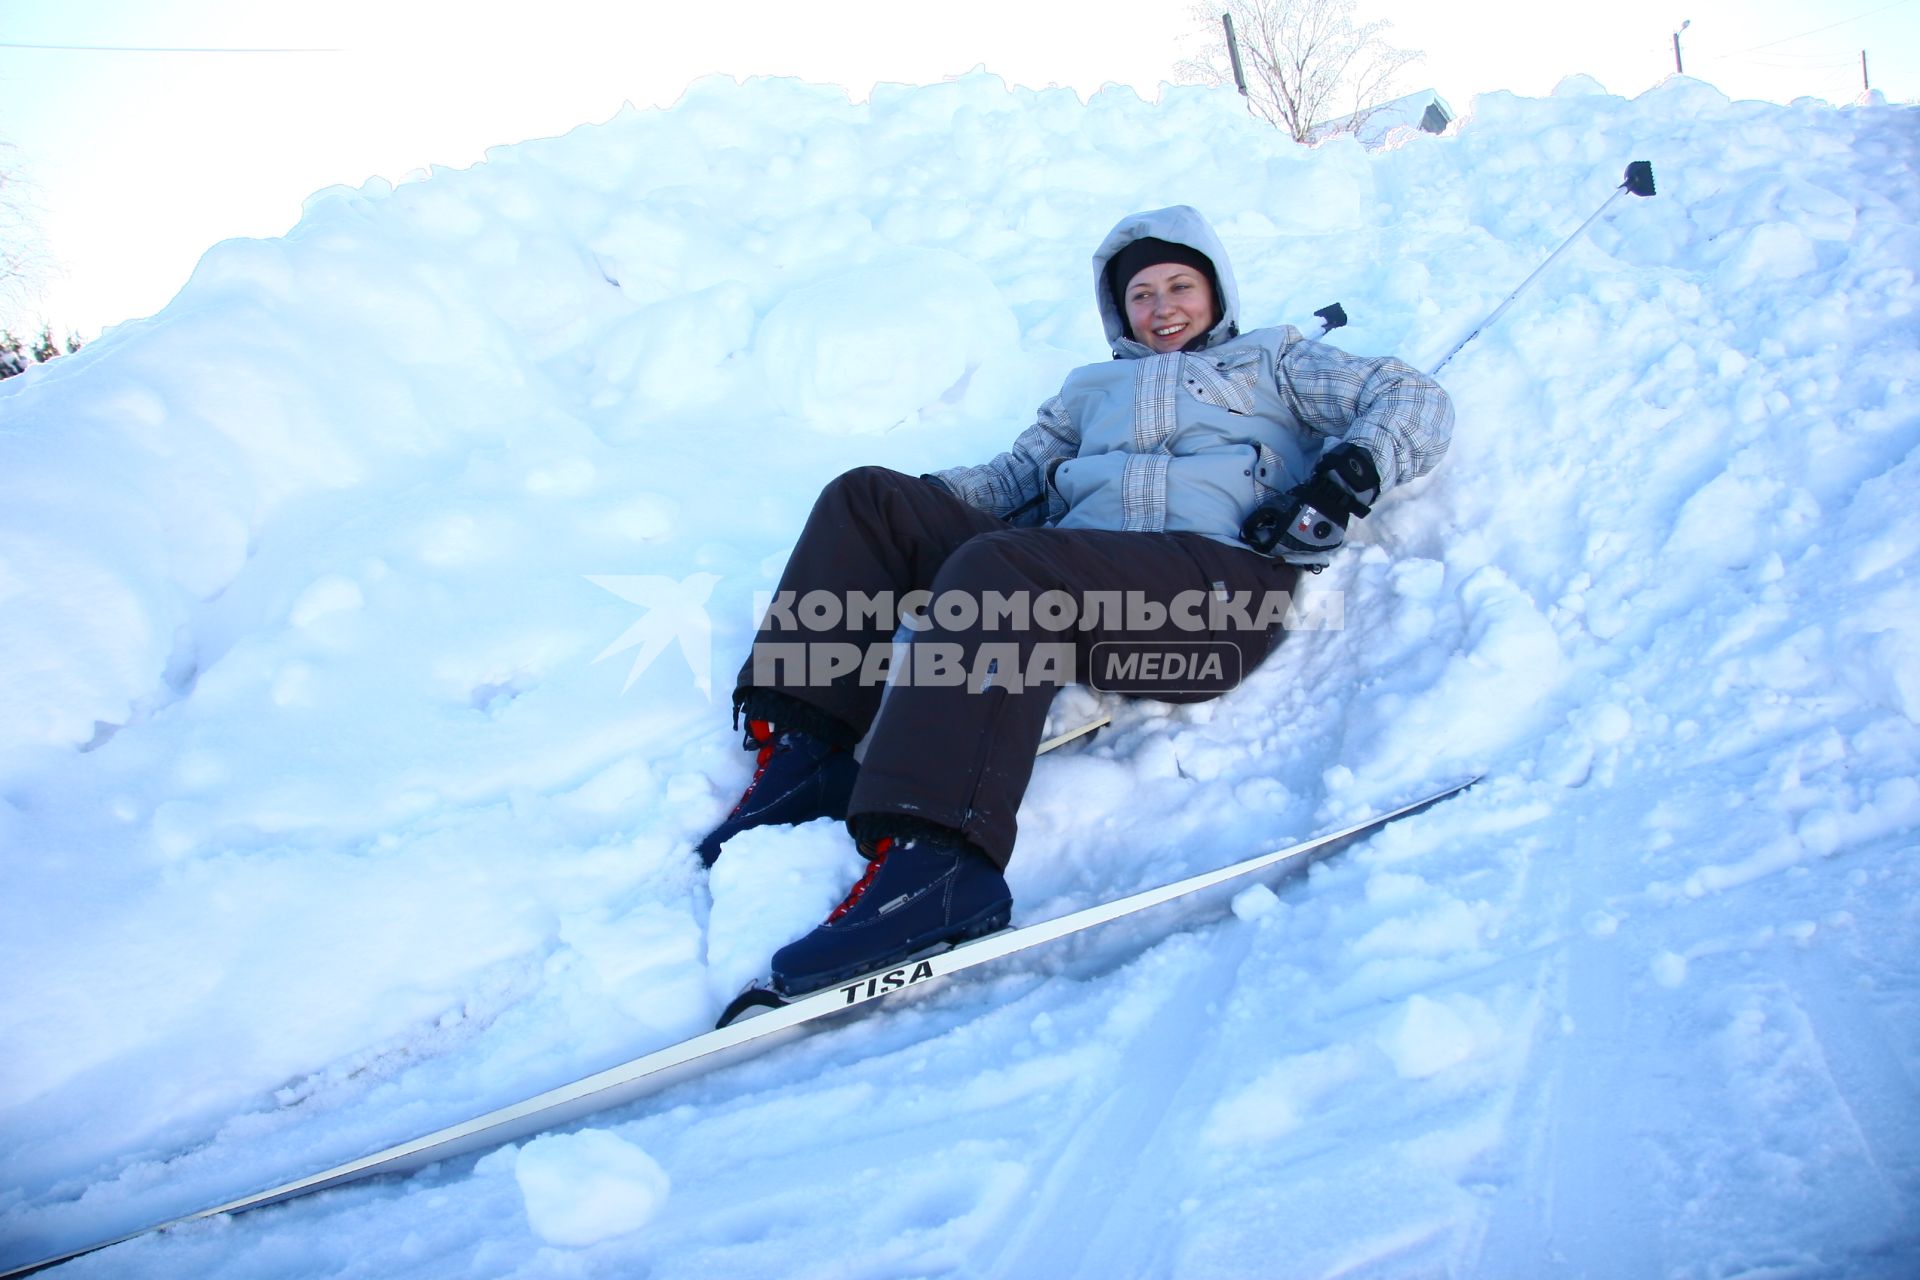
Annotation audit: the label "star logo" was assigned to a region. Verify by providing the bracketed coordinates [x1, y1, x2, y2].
[588, 573, 721, 697]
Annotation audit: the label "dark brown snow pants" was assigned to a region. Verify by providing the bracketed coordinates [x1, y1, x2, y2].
[733, 467, 1300, 867]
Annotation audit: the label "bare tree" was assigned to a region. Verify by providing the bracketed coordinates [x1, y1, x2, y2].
[1178, 0, 1422, 144]
[1, 141, 53, 334]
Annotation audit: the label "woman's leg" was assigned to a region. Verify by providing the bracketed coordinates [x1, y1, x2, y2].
[849, 528, 1300, 867]
[731, 465, 1009, 742]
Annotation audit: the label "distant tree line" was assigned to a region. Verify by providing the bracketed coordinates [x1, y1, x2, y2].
[1, 325, 83, 379]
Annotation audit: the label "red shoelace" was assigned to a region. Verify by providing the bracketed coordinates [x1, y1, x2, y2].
[826, 838, 893, 922]
[726, 719, 779, 817]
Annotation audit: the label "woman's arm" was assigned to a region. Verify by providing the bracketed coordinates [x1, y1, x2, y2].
[924, 395, 1081, 526]
[1275, 339, 1454, 495]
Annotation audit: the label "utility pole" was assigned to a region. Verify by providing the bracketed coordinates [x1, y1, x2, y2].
[1222, 13, 1249, 98]
[1672, 19, 1690, 75]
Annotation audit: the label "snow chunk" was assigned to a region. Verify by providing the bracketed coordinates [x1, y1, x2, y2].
[705, 819, 866, 1000]
[1230, 882, 1280, 921]
[1577, 702, 1633, 745]
[515, 1129, 670, 1247]
[754, 247, 1019, 434]
[1375, 994, 1498, 1079]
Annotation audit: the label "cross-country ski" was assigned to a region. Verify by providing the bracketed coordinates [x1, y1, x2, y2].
[2, 778, 1470, 1277]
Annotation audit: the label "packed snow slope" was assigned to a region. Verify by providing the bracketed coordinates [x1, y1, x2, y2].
[3, 71, 1918, 1278]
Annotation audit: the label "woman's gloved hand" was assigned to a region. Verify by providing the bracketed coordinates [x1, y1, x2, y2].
[1240, 443, 1381, 569]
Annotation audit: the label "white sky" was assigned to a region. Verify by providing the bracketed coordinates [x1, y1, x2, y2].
[3, 0, 1915, 338]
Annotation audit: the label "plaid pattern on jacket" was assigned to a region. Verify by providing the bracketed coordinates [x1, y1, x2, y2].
[931, 323, 1454, 535]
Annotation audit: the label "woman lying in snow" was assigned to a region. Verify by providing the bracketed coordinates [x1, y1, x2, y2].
[700, 205, 1454, 996]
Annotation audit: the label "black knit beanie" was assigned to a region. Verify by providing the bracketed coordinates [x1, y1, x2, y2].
[1105, 237, 1220, 321]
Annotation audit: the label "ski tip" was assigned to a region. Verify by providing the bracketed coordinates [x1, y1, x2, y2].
[1374, 774, 1481, 824]
[1036, 712, 1110, 756]
[1433, 773, 1483, 803]
[716, 983, 789, 1029]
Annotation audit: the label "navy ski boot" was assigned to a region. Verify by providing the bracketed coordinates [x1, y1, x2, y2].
[697, 720, 858, 867]
[769, 835, 1013, 996]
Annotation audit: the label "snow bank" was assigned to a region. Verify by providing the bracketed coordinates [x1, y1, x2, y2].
[2, 68, 1917, 1280]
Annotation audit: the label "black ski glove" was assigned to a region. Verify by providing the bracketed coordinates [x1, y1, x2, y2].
[1240, 443, 1382, 569]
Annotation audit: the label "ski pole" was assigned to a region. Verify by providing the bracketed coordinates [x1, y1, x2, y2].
[1429, 161, 1657, 376]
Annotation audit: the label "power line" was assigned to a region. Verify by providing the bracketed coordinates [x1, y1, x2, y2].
[0, 41, 340, 54]
[1726, 0, 1914, 55]
[1734, 55, 1860, 71]
[1703, 47, 1862, 67]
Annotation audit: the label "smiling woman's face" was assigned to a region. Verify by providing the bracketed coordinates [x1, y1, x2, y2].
[1124, 263, 1216, 354]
